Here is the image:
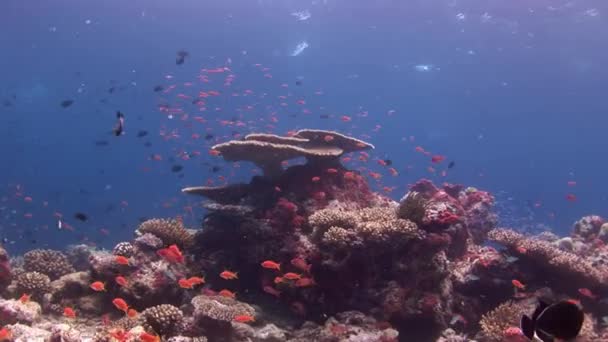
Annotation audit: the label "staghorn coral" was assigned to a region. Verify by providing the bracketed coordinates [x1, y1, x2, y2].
[479, 301, 527, 342]
[138, 304, 184, 337]
[112, 242, 135, 257]
[16, 271, 50, 296]
[136, 218, 194, 248]
[23, 249, 75, 280]
[488, 228, 608, 287]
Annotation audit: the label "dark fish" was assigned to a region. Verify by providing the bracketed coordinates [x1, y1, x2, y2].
[204, 134, 214, 140]
[384, 159, 392, 166]
[95, 140, 109, 146]
[99, 98, 108, 104]
[448, 161, 455, 169]
[137, 130, 148, 138]
[105, 204, 115, 213]
[177, 174, 184, 179]
[108, 87, 115, 93]
[144, 142, 152, 147]
[176, 50, 189, 65]
[2, 100, 12, 107]
[30, 239, 37, 244]
[153, 85, 164, 92]
[319, 114, 329, 119]
[171, 164, 183, 173]
[521, 300, 584, 342]
[79, 188, 90, 195]
[295, 80, 302, 86]
[211, 166, 221, 173]
[74, 212, 88, 221]
[113, 111, 125, 136]
[60, 100, 74, 108]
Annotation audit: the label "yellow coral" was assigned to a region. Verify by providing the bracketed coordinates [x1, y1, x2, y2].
[137, 219, 194, 248]
[479, 301, 526, 342]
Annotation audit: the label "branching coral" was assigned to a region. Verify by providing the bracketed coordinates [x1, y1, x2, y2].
[136, 219, 194, 248]
[23, 249, 75, 280]
[479, 301, 527, 342]
[488, 228, 608, 286]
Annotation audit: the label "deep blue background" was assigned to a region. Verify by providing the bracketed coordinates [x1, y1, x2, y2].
[1, 0, 607, 253]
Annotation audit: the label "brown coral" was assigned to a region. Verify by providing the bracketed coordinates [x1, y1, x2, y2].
[15, 271, 50, 296]
[293, 129, 375, 152]
[311, 207, 424, 247]
[138, 304, 184, 336]
[136, 219, 194, 248]
[479, 301, 527, 342]
[488, 228, 608, 287]
[191, 295, 255, 323]
[23, 249, 75, 280]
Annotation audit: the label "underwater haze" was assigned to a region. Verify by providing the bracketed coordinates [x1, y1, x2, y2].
[1, 1, 608, 341]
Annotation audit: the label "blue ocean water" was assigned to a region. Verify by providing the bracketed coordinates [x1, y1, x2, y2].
[1, 0, 607, 254]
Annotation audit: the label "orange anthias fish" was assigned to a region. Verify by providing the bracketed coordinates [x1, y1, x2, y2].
[90, 281, 106, 292]
[127, 308, 138, 318]
[512, 279, 526, 290]
[261, 260, 281, 271]
[219, 289, 236, 299]
[0, 327, 12, 341]
[112, 298, 129, 313]
[19, 293, 30, 303]
[157, 244, 185, 263]
[63, 307, 76, 318]
[578, 288, 597, 299]
[295, 277, 316, 288]
[115, 276, 128, 287]
[109, 329, 130, 342]
[283, 272, 301, 281]
[263, 286, 281, 298]
[178, 278, 194, 289]
[139, 332, 161, 342]
[220, 270, 238, 280]
[290, 257, 311, 273]
[233, 314, 255, 323]
[115, 256, 130, 265]
[187, 276, 205, 286]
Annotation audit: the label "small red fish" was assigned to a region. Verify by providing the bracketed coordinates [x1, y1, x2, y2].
[295, 277, 316, 288]
[431, 155, 445, 163]
[139, 332, 161, 342]
[283, 272, 301, 281]
[311, 176, 321, 182]
[566, 193, 577, 202]
[19, 293, 30, 304]
[63, 307, 76, 318]
[263, 285, 281, 298]
[127, 308, 138, 318]
[115, 256, 130, 266]
[290, 257, 311, 273]
[0, 327, 12, 341]
[578, 288, 597, 299]
[261, 260, 281, 271]
[219, 289, 236, 299]
[220, 270, 238, 280]
[112, 298, 129, 313]
[115, 276, 128, 287]
[187, 276, 205, 286]
[157, 244, 185, 263]
[178, 278, 194, 289]
[90, 281, 106, 292]
[234, 314, 255, 323]
[512, 279, 525, 290]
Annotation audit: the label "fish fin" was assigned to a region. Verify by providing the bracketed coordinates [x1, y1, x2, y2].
[532, 300, 550, 321]
[521, 315, 535, 339]
[535, 328, 555, 342]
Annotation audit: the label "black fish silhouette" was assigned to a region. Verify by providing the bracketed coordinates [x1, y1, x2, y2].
[521, 300, 584, 341]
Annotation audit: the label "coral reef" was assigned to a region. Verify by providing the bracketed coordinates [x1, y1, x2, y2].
[136, 218, 194, 248]
[1, 131, 607, 341]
